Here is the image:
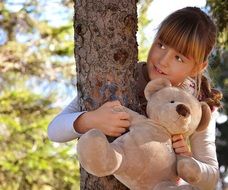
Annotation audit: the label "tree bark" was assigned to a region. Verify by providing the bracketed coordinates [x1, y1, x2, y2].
[74, 0, 138, 189]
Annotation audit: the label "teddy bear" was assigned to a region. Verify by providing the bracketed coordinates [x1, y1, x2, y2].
[77, 78, 211, 190]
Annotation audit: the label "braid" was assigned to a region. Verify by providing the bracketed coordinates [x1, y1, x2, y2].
[199, 75, 223, 110]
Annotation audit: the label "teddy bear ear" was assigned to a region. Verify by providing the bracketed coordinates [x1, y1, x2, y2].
[196, 102, 211, 132]
[144, 78, 172, 101]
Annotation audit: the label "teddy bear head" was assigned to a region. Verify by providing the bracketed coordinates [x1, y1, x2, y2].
[144, 78, 211, 137]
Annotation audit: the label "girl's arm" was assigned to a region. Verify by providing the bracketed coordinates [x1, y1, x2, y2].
[188, 111, 219, 190]
[47, 97, 85, 142]
[47, 98, 131, 143]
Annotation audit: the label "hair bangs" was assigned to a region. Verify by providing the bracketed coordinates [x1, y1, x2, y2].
[156, 19, 206, 64]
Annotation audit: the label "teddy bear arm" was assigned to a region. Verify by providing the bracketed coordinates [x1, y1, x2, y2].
[77, 129, 123, 177]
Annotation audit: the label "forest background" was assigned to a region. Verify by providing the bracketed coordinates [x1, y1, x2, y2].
[0, 0, 227, 189]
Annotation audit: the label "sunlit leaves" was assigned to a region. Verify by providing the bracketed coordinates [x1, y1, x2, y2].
[0, 0, 75, 84]
[137, 0, 153, 61]
[0, 1, 79, 189]
[0, 88, 79, 189]
[207, 0, 228, 48]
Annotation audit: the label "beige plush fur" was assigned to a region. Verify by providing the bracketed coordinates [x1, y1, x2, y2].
[77, 78, 211, 190]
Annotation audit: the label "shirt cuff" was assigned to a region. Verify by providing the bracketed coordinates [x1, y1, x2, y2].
[68, 111, 87, 137]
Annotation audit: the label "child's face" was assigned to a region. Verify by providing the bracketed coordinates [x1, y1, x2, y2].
[147, 39, 197, 86]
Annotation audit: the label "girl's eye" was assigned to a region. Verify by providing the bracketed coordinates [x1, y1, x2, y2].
[158, 42, 166, 50]
[175, 55, 183, 63]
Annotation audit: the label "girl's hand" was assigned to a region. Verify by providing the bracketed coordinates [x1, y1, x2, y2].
[74, 100, 130, 137]
[172, 134, 192, 157]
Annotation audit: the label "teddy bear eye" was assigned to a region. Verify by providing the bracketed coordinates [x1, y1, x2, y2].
[170, 101, 175, 103]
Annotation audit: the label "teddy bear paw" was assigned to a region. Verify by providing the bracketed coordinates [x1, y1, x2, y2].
[77, 129, 108, 160]
[77, 129, 121, 177]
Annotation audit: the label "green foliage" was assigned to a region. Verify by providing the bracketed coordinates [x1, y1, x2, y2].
[206, 0, 228, 49]
[0, 1, 75, 84]
[0, 0, 79, 189]
[0, 87, 80, 190]
[137, 0, 153, 61]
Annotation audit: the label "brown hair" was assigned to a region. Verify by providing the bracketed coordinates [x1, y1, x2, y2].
[155, 7, 222, 109]
[199, 75, 223, 110]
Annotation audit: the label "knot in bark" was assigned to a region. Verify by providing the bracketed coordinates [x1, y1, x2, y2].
[113, 49, 128, 64]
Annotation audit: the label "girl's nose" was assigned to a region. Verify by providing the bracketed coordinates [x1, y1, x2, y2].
[159, 50, 172, 67]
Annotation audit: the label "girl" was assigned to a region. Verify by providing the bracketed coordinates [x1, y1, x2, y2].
[48, 7, 222, 190]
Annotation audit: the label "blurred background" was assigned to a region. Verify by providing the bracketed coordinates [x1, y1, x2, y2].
[0, 0, 227, 189]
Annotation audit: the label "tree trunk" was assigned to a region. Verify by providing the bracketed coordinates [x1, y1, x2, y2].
[74, 0, 138, 189]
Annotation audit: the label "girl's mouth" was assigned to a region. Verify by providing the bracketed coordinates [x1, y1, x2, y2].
[154, 65, 167, 75]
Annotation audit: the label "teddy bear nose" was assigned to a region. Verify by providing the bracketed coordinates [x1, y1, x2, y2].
[176, 104, 190, 117]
